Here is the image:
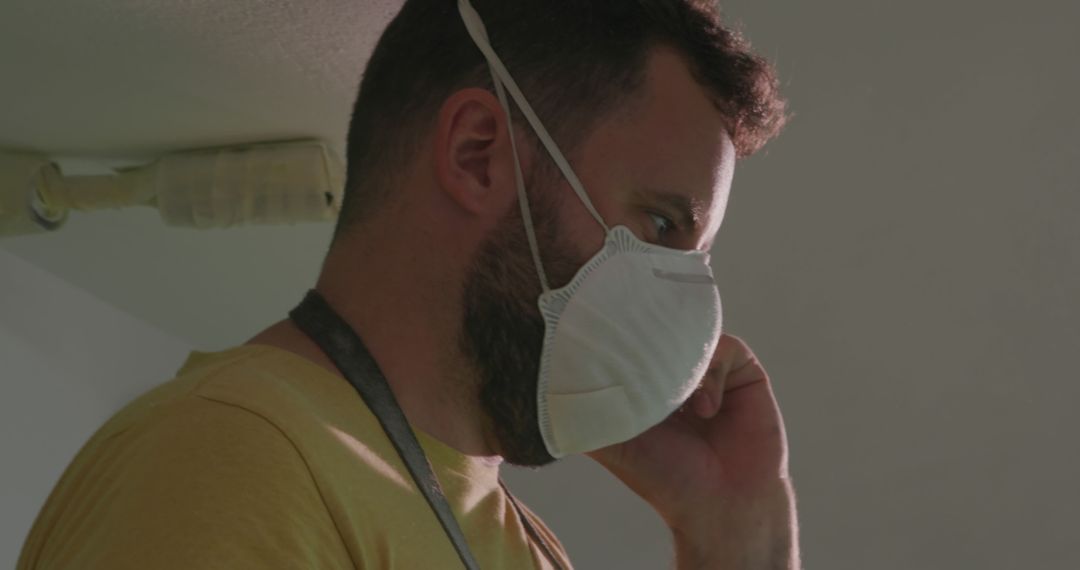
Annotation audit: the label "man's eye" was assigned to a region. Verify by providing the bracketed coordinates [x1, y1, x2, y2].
[647, 212, 676, 239]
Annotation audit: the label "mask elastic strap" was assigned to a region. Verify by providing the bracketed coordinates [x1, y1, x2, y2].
[458, 0, 611, 240]
[491, 73, 552, 292]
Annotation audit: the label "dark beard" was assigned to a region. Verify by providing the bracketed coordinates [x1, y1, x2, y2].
[459, 171, 583, 469]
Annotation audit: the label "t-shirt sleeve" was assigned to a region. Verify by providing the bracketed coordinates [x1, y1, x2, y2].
[35, 395, 354, 570]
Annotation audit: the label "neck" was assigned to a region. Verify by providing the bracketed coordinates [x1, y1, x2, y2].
[245, 218, 502, 466]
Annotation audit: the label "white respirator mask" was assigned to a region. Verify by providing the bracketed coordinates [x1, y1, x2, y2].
[458, 0, 728, 458]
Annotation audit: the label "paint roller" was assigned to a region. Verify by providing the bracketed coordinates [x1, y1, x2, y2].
[0, 139, 344, 237]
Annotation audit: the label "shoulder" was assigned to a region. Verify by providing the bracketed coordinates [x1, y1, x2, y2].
[24, 394, 355, 569]
[511, 495, 574, 569]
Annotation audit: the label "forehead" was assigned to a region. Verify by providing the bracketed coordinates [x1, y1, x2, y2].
[586, 46, 736, 246]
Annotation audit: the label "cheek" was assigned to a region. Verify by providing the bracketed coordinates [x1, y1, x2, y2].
[552, 178, 608, 255]
[532, 183, 605, 290]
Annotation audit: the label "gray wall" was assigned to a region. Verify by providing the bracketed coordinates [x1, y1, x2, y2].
[2, 0, 1077, 568]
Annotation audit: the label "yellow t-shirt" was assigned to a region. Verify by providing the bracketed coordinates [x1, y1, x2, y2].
[18, 344, 572, 569]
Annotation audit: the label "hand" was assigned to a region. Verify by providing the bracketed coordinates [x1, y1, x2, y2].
[584, 333, 791, 530]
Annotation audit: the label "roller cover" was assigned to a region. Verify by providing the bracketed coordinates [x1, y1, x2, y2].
[150, 139, 344, 228]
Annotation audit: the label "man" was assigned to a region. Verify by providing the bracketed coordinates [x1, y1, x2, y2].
[19, 0, 794, 568]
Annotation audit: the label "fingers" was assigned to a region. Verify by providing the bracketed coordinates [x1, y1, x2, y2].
[724, 353, 766, 393]
[713, 334, 764, 389]
[693, 334, 768, 418]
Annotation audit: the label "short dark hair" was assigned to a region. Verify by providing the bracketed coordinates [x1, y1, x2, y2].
[332, 0, 789, 243]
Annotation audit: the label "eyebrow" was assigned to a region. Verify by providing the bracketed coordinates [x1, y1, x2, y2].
[636, 188, 705, 233]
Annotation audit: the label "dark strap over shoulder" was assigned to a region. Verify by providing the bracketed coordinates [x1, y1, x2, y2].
[289, 289, 564, 569]
[289, 289, 481, 570]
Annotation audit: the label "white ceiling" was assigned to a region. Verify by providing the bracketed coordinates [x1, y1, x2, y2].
[0, 0, 403, 161]
[0, 0, 404, 348]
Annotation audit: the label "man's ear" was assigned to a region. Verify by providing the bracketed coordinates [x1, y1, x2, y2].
[432, 87, 520, 216]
